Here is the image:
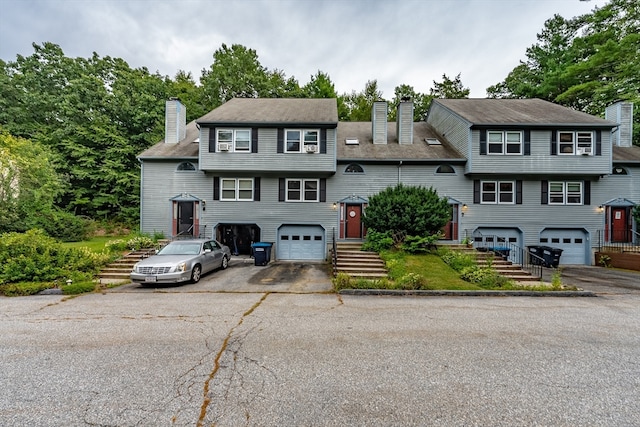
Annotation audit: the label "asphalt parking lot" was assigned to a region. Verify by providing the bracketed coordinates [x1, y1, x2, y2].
[1, 263, 640, 426]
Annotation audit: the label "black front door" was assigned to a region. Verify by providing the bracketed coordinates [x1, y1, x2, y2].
[178, 202, 194, 236]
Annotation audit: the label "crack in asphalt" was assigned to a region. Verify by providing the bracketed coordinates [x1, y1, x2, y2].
[196, 292, 270, 427]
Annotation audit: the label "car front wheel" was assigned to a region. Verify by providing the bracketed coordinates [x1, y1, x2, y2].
[191, 264, 202, 283]
[221, 255, 229, 270]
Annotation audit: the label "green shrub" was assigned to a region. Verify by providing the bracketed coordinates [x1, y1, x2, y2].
[0, 229, 111, 284]
[400, 233, 442, 254]
[439, 249, 476, 272]
[0, 282, 54, 296]
[62, 281, 97, 295]
[30, 209, 94, 242]
[362, 229, 394, 252]
[396, 272, 428, 290]
[362, 184, 451, 237]
[459, 265, 514, 289]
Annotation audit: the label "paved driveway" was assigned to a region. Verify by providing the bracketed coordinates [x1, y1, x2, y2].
[2, 291, 640, 426]
[542, 265, 640, 295]
[118, 257, 333, 294]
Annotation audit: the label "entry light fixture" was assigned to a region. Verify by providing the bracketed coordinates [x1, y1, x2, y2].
[332, 202, 337, 210]
[598, 205, 604, 212]
[461, 204, 468, 216]
[202, 200, 206, 211]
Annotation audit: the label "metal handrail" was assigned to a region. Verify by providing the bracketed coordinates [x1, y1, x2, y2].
[597, 229, 640, 253]
[332, 227, 338, 276]
[471, 232, 545, 279]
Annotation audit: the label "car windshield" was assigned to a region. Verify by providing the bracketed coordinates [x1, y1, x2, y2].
[157, 243, 202, 255]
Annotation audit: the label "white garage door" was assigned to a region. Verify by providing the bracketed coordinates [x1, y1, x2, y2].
[473, 228, 522, 263]
[474, 228, 522, 247]
[539, 229, 588, 265]
[277, 225, 325, 260]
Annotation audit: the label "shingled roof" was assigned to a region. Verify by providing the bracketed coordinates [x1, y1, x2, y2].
[336, 121, 464, 162]
[613, 145, 640, 163]
[433, 98, 616, 127]
[138, 120, 199, 159]
[197, 98, 338, 125]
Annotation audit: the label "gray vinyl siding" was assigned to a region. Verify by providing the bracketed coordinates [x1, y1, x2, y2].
[595, 167, 640, 204]
[470, 129, 612, 175]
[140, 161, 210, 237]
[426, 103, 470, 158]
[199, 127, 336, 173]
[461, 179, 602, 252]
[202, 175, 335, 258]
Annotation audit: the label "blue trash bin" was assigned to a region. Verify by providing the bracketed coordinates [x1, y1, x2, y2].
[251, 242, 273, 266]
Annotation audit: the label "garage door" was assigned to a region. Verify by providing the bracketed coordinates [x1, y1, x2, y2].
[277, 225, 325, 260]
[540, 229, 588, 265]
[473, 228, 522, 263]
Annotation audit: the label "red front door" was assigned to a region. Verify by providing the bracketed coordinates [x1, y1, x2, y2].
[345, 205, 362, 239]
[612, 208, 629, 242]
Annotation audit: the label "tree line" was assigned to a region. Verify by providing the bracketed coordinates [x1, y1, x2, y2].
[0, 0, 636, 234]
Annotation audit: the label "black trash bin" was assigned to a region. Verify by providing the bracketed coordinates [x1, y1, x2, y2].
[251, 242, 273, 266]
[528, 246, 543, 265]
[541, 246, 563, 268]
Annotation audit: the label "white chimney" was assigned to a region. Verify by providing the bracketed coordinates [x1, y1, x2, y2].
[397, 98, 414, 144]
[372, 101, 388, 144]
[165, 98, 186, 144]
[605, 101, 633, 147]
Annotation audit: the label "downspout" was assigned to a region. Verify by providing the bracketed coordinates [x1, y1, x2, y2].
[138, 158, 144, 232]
[397, 160, 402, 184]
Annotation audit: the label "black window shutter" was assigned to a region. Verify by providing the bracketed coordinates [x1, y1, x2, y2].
[479, 130, 487, 155]
[550, 131, 557, 155]
[213, 177, 220, 201]
[583, 180, 591, 205]
[541, 180, 548, 205]
[516, 180, 523, 204]
[595, 130, 602, 156]
[252, 128, 259, 153]
[253, 177, 260, 201]
[473, 180, 480, 204]
[319, 178, 326, 202]
[277, 129, 284, 153]
[278, 178, 285, 201]
[320, 129, 327, 154]
[523, 130, 531, 156]
[208, 128, 216, 153]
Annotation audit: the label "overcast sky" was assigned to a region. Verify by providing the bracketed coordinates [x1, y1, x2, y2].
[1, 0, 609, 98]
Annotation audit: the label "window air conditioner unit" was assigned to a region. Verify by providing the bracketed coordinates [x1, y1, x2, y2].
[577, 147, 592, 156]
[305, 145, 318, 153]
[218, 143, 230, 151]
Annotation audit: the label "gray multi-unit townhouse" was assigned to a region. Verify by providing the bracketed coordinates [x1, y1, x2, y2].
[137, 97, 639, 266]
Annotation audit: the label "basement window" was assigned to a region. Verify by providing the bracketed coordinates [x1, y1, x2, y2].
[345, 138, 359, 145]
[425, 138, 441, 145]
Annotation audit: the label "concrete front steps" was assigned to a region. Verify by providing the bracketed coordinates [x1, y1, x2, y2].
[334, 242, 387, 279]
[475, 251, 542, 282]
[98, 248, 156, 284]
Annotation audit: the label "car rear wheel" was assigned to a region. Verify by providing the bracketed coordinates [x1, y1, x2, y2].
[191, 264, 202, 283]
[221, 255, 229, 270]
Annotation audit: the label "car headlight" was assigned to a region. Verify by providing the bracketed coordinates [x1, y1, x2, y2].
[132, 263, 140, 273]
[176, 262, 187, 272]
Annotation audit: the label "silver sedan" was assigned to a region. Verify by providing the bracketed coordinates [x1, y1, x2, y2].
[130, 239, 231, 285]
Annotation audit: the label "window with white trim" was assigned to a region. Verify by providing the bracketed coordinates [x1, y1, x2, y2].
[481, 181, 515, 204]
[549, 181, 582, 205]
[220, 178, 254, 201]
[217, 129, 251, 152]
[488, 131, 522, 155]
[286, 129, 319, 153]
[286, 179, 319, 202]
[558, 131, 593, 155]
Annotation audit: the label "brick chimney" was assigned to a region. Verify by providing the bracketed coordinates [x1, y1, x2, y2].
[165, 98, 186, 144]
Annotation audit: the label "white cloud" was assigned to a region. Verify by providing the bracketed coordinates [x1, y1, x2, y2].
[1, 0, 610, 98]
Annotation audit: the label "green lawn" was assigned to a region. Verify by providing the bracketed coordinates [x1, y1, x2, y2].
[61, 234, 135, 253]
